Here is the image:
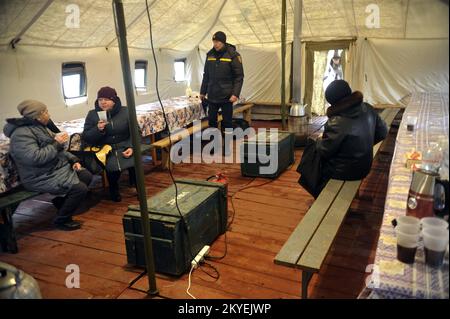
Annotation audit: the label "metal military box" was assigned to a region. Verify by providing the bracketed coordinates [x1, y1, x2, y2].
[241, 131, 295, 178]
[122, 179, 227, 276]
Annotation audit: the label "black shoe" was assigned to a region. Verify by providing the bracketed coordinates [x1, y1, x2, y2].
[51, 196, 66, 209]
[110, 192, 122, 202]
[54, 220, 82, 231]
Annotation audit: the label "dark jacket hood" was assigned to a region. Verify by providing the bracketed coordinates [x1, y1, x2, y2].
[326, 91, 364, 118]
[94, 96, 123, 117]
[3, 118, 60, 138]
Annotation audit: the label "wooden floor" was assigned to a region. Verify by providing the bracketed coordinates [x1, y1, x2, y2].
[0, 116, 401, 299]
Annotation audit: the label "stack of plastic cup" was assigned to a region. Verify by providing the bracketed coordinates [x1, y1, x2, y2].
[395, 216, 421, 264]
[421, 217, 449, 267]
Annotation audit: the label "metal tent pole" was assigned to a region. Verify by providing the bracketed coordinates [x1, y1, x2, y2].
[281, 0, 287, 130]
[112, 0, 158, 295]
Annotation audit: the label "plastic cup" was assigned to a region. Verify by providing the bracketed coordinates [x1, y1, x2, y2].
[421, 217, 449, 231]
[396, 225, 420, 264]
[422, 228, 449, 267]
[406, 116, 418, 132]
[397, 216, 421, 233]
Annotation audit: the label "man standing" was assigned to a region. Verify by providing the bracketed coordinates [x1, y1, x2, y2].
[200, 31, 244, 134]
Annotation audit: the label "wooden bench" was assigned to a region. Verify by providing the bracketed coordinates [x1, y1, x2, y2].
[274, 107, 400, 299]
[0, 188, 40, 253]
[152, 103, 254, 169]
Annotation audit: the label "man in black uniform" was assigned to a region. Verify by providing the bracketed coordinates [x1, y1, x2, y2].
[200, 31, 244, 135]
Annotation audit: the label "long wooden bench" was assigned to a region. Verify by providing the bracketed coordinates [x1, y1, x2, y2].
[0, 188, 40, 253]
[274, 107, 400, 299]
[152, 103, 254, 169]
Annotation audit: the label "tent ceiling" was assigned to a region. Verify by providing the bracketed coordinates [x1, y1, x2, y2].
[0, 0, 448, 51]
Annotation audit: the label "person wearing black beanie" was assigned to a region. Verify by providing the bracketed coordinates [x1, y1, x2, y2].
[297, 80, 388, 198]
[200, 31, 244, 154]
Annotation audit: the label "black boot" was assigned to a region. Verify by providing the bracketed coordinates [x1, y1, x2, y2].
[109, 184, 122, 202]
[54, 217, 82, 231]
[107, 171, 122, 202]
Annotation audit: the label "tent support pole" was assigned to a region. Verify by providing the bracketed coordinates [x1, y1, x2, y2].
[281, 0, 287, 130]
[112, 0, 158, 296]
[292, 0, 303, 106]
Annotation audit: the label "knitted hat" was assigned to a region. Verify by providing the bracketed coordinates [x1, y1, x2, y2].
[212, 31, 226, 44]
[325, 80, 352, 105]
[17, 100, 47, 119]
[97, 86, 117, 100]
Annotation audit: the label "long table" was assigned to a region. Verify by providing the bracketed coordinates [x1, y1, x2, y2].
[0, 96, 204, 194]
[360, 92, 449, 299]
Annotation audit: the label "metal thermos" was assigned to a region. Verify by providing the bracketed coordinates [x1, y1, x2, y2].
[407, 169, 445, 218]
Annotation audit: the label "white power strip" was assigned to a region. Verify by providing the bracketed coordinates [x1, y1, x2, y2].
[191, 245, 210, 269]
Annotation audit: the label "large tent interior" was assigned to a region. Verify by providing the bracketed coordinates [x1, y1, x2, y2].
[0, 0, 449, 300]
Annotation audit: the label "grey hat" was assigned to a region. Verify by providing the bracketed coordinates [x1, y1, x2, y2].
[17, 100, 47, 119]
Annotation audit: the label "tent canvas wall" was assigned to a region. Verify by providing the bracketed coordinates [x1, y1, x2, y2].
[0, 0, 448, 125]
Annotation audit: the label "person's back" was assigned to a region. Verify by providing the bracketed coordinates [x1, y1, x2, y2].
[316, 80, 388, 182]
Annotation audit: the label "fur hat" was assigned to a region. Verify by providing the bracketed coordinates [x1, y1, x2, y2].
[17, 100, 47, 119]
[325, 80, 352, 105]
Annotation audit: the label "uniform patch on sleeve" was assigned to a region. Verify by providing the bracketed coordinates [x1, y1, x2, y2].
[237, 56, 242, 64]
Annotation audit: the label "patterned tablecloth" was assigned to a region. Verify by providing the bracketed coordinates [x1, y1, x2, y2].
[0, 96, 204, 194]
[362, 92, 449, 299]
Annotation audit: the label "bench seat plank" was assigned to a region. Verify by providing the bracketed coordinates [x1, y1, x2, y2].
[0, 190, 39, 210]
[296, 180, 361, 272]
[274, 179, 344, 268]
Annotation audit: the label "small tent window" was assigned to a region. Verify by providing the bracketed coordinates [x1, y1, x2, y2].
[174, 58, 186, 82]
[135, 60, 147, 90]
[62, 62, 87, 100]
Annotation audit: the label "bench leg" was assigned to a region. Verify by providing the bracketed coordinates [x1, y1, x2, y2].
[243, 109, 252, 125]
[150, 134, 157, 166]
[161, 147, 173, 170]
[0, 208, 18, 253]
[301, 271, 313, 299]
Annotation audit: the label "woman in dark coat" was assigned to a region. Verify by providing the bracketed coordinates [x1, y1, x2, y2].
[3, 100, 92, 230]
[82, 87, 135, 202]
[313, 80, 388, 196]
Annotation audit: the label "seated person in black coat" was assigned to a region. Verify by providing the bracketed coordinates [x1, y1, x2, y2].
[314, 80, 388, 196]
[82, 87, 135, 202]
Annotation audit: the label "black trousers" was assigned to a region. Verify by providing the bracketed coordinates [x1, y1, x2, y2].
[208, 102, 233, 130]
[106, 167, 136, 195]
[55, 169, 93, 223]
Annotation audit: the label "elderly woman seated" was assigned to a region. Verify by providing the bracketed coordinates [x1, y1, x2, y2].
[3, 100, 92, 230]
[82, 87, 135, 202]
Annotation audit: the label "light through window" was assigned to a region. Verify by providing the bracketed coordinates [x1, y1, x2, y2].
[62, 74, 81, 98]
[135, 60, 147, 90]
[174, 59, 186, 82]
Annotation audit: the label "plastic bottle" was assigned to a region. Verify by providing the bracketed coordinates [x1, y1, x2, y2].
[422, 142, 442, 173]
[185, 84, 192, 98]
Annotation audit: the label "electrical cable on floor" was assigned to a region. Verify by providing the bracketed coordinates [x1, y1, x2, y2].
[205, 178, 276, 261]
[127, 269, 147, 288]
[145, 0, 196, 264]
[198, 261, 220, 281]
[186, 264, 197, 299]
